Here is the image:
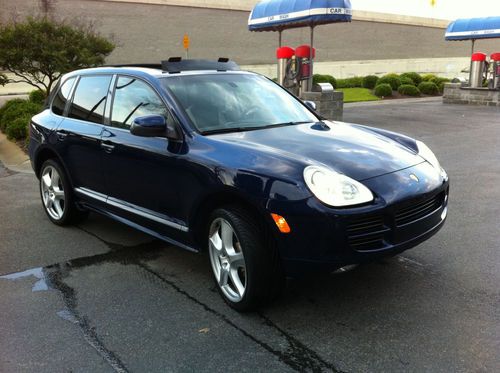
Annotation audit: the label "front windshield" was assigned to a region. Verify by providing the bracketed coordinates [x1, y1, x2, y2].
[161, 73, 318, 134]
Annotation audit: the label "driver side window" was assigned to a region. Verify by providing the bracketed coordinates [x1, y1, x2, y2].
[111, 76, 168, 129]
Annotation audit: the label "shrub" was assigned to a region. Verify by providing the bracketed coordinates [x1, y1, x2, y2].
[29, 89, 46, 105]
[0, 100, 41, 133]
[400, 76, 415, 86]
[362, 75, 379, 89]
[422, 74, 438, 82]
[374, 83, 393, 97]
[377, 74, 401, 90]
[400, 72, 422, 85]
[313, 74, 337, 89]
[398, 84, 421, 96]
[6, 115, 31, 140]
[0, 98, 26, 130]
[418, 81, 439, 95]
[337, 76, 363, 88]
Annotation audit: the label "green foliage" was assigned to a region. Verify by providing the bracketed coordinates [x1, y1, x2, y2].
[398, 84, 421, 96]
[418, 81, 439, 95]
[376, 74, 401, 90]
[0, 98, 26, 131]
[313, 74, 337, 89]
[337, 76, 363, 88]
[400, 76, 415, 86]
[0, 99, 42, 133]
[374, 83, 393, 97]
[6, 115, 31, 140]
[29, 89, 47, 105]
[400, 72, 422, 85]
[0, 17, 115, 95]
[422, 74, 438, 82]
[362, 75, 379, 89]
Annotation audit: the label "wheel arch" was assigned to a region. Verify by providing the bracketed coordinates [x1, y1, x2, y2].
[33, 147, 72, 187]
[189, 189, 273, 252]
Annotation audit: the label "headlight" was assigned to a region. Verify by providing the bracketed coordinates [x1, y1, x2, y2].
[416, 140, 448, 180]
[303, 165, 373, 207]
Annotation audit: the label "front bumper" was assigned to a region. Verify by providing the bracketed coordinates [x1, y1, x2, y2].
[267, 162, 449, 276]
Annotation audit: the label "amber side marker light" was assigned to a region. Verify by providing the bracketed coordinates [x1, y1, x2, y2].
[271, 213, 291, 233]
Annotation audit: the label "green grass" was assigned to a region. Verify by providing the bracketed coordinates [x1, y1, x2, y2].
[338, 88, 380, 103]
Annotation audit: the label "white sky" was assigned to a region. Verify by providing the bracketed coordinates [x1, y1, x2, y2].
[351, 0, 500, 20]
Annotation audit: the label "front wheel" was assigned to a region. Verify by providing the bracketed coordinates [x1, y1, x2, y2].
[208, 207, 284, 311]
[39, 159, 88, 225]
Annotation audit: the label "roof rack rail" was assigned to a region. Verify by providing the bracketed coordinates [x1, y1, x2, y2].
[161, 58, 240, 73]
[103, 63, 162, 69]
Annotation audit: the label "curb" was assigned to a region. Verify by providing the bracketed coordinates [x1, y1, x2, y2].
[345, 96, 442, 108]
[0, 132, 33, 174]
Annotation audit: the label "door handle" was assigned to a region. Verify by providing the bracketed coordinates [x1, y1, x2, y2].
[101, 141, 115, 153]
[56, 130, 68, 141]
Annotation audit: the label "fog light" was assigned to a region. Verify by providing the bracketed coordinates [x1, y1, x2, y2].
[271, 213, 291, 233]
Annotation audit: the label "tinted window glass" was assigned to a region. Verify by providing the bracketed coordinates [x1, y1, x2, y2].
[111, 77, 168, 129]
[69, 75, 111, 124]
[51, 77, 75, 116]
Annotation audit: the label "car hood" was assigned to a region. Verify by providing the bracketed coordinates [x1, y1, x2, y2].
[210, 122, 424, 181]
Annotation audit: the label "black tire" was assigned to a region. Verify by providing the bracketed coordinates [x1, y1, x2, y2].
[39, 159, 88, 226]
[207, 206, 284, 311]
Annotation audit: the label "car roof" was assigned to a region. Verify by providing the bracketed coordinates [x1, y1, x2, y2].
[63, 66, 257, 80]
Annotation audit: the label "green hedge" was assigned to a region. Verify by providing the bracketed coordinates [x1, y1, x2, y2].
[0, 99, 42, 139]
[362, 75, 379, 89]
[400, 72, 423, 86]
[400, 76, 415, 86]
[313, 74, 337, 89]
[29, 90, 47, 105]
[337, 76, 363, 88]
[377, 74, 401, 90]
[374, 83, 393, 97]
[422, 74, 438, 82]
[418, 81, 439, 95]
[398, 84, 421, 96]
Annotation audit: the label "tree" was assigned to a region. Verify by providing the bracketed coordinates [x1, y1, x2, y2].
[0, 17, 115, 96]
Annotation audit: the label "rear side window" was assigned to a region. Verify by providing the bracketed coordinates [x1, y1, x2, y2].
[69, 75, 112, 124]
[111, 77, 168, 129]
[51, 77, 75, 116]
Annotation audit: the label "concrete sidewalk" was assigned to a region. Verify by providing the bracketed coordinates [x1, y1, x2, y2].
[0, 132, 32, 173]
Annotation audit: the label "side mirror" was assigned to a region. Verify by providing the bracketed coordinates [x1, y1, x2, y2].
[304, 100, 317, 111]
[130, 115, 166, 137]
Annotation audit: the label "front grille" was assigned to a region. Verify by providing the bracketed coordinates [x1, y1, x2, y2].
[347, 215, 388, 251]
[395, 193, 444, 226]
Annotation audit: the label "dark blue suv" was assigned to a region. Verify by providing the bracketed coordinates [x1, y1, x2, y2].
[29, 59, 449, 310]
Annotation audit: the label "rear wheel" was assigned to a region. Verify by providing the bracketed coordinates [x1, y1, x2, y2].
[39, 159, 88, 225]
[207, 207, 284, 311]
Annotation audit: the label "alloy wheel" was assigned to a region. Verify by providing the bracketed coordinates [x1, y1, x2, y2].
[208, 218, 247, 302]
[41, 165, 66, 220]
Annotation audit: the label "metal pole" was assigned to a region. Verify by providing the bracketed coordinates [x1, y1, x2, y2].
[308, 26, 314, 91]
[279, 30, 282, 48]
[277, 30, 282, 85]
[471, 39, 475, 55]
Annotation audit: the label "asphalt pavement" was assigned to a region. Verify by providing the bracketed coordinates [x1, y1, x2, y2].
[0, 100, 499, 372]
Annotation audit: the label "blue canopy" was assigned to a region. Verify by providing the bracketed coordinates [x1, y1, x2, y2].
[445, 17, 500, 41]
[248, 0, 352, 32]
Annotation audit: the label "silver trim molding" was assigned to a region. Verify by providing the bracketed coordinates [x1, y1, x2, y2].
[74, 187, 189, 232]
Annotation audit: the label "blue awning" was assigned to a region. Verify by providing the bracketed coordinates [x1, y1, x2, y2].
[248, 0, 352, 32]
[445, 17, 500, 41]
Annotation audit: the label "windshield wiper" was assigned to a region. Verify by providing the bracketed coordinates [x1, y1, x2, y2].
[201, 121, 314, 135]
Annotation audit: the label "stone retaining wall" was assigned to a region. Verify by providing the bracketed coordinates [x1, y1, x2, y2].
[443, 83, 500, 107]
[300, 91, 344, 121]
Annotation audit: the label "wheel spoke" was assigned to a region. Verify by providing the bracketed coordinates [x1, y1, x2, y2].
[53, 201, 64, 217]
[228, 251, 245, 268]
[42, 173, 51, 188]
[230, 268, 245, 297]
[51, 171, 60, 188]
[45, 197, 53, 209]
[209, 231, 223, 253]
[218, 266, 229, 287]
[53, 189, 65, 199]
[220, 220, 234, 251]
